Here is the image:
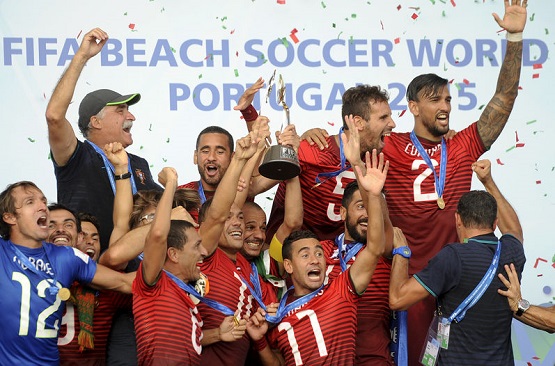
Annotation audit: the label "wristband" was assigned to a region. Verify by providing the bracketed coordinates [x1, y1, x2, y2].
[241, 104, 259, 123]
[114, 172, 131, 180]
[506, 32, 523, 42]
[254, 336, 268, 352]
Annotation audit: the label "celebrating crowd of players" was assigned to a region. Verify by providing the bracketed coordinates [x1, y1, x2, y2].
[3, 1, 553, 366]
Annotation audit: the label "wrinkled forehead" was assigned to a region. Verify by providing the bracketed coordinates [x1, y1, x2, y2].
[49, 209, 77, 224]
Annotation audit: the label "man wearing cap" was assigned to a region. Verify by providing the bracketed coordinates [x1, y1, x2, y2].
[45, 28, 160, 253]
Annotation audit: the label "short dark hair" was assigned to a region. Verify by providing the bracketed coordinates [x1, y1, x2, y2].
[167, 220, 196, 250]
[457, 190, 497, 230]
[282, 230, 319, 261]
[342, 181, 360, 208]
[0, 181, 41, 239]
[78, 212, 100, 234]
[341, 85, 389, 128]
[198, 198, 213, 225]
[48, 203, 82, 233]
[196, 126, 234, 153]
[406, 73, 449, 102]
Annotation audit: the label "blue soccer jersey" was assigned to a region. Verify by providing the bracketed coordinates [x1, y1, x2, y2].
[0, 238, 97, 365]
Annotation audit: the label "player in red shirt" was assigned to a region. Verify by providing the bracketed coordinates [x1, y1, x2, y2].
[321, 179, 394, 366]
[246, 149, 388, 366]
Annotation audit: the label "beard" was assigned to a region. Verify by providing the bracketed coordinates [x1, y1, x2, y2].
[345, 216, 367, 244]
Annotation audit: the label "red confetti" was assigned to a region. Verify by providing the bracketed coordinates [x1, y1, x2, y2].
[463, 78, 470, 85]
[533, 63, 543, 69]
[397, 4, 401, 10]
[230, 29, 235, 34]
[450, 0, 456, 7]
[327, 121, 335, 126]
[277, 0, 285, 4]
[534, 257, 547, 268]
[532, 357, 540, 360]
[394, 37, 400, 44]
[496, 158, 504, 165]
[448, 79, 454, 84]
[290, 29, 299, 44]
[537, 274, 543, 277]
[380, 20, 384, 30]
[399, 109, 407, 117]
[411, 13, 418, 20]
[516, 142, 525, 148]
[240, 116, 245, 120]
[76, 30, 82, 39]
[518, 86, 523, 90]
[536, 180, 542, 184]
[129, 23, 135, 30]
[515, 130, 520, 142]
[532, 73, 539, 79]
[204, 54, 212, 60]
[43, 92, 46, 99]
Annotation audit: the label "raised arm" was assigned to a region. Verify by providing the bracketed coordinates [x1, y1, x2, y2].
[472, 159, 523, 242]
[45, 28, 108, 166]
[477, 0, 527, 149]
[342, 116, 393, 255]
[104, 142, 133, 245]
[349, 150, 387, 294]
[141, 167, 178, 285]
[199, 120, 268, 256]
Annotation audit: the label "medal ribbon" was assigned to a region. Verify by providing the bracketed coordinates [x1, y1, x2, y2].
[315, 127, 351, 185]
[87, 140, 138, 195]
[335, 233, 364, 272]
[409, 131, 447, 201]
[164, 269, 235, 316]
[9, 240, 60, 295]
[241, 262, 324, 324]
[197, 180, 207, 204]
[447, 239, 501, 323]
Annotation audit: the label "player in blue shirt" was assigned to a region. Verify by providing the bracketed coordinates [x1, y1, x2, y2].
[0, 181, 133, 365]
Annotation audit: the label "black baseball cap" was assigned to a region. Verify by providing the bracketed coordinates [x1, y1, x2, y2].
[78, 89, 141, 136]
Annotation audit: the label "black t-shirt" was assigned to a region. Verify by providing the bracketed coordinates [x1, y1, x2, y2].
[53, 139, 161, 252]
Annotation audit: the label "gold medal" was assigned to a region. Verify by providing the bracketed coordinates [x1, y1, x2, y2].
[437, 197, 445, 210]
[233, 316, 240, 327]
[58, 287, 71, 301]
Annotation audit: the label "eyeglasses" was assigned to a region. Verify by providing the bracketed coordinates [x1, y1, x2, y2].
[140, 213, 155, 224]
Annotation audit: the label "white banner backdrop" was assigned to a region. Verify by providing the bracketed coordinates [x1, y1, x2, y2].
[1, 1, 554, 363]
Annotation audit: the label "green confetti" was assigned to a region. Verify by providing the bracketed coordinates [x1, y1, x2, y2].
[171, 47, 176, 53]
[454, 83, 461, 91]
[166, 138, 170, 143]
[198, 74, 203, 79]
[443, 62, 447, 71]
[220, 16, 228, 22]
[162, 158, 167, 162]
[546, 28, 549, 35]
[349, 35, 354, 44]
[161, 7, 165, 12]
[150, 164, 153, 168]
[506, 145, 516, 152]
[442, 10, 446, 17]
[351, 14, 357, 18]
[529, 13, 535, 21]
[526, 119, 537, 125]
[222, 25, 227, 30]
[430, 0, 436, 4]
[27, 137, 35, 143]
[279, 37, 289, 47]
[478, 104, 485, 110]
[149, 124, 152, 131]
[321, 1, 326, 8]
[337, 31, 343, 39]
[322, 69, 327, 74]
[439, 0, 446, 3]
[332, 23, 336, 28]
[234, 69, 239, 77]
[124, 12, 127, 15]
[266, 196, 273, 200]
[140, 146, 144, 149]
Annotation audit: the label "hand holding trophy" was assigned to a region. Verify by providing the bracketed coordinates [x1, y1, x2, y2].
[258, 73, 301, 180]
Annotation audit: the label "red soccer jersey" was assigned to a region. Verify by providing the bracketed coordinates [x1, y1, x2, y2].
[133, 262, 203, 366]
[58, 288, 132, 366]
[383, 123, 485, 274]
[198, 249, 274, 366]
[322, 239, 394, 366]
[266, 137, 355, 242]
[268, 270, 360, 366]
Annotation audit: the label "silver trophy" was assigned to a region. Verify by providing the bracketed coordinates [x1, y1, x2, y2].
[259, 73, 301, 180]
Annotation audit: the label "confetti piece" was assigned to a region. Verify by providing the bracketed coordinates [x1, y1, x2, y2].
[448, 79, 454, 84]
[204, 54, 213, 60]
[166, 138, 170, 143]
[532, 73, 539, 79]
[124, 12, 127, 16]
[442, 10, 446, 17]
[234, 69, 239, 77]
[277, 0, 286, 3]
[450, 0, 456, 7]
[290, 29, 299, 43]
[496, 158, 504, 165]
[462, 78, 470, 85]
[429, 0, 436, 4]
[162, 158, 167, 162]
[454, 83, 461, 91]
[526, 120, 537, 125]
[351, 14, 357, 18]
[327, 121, 335, 126]
[140, 146, 144, 149]
[198, 74, 203, 79]
[27, 137, 35, 143]
[537, 274, 543, 277]
[337, 31, 343, 39]
[171, 47, 176, 53]
[515, 131, 520, 142]
[411, 13, 418, 20]
[478, 104, 485, 110]
[534, 257, 547, 268]
[230, 29, 235, 34]
[321, 1, 326, 8]
[516, 142, 525, 148]
[399, 109, 407, 117]
[545, 28, 549, 35]
[161, 7, 165, 12]
[148, 124, 152, 131]
[529, 13, 535, 21]
[129, 23, 135, 30]
[397, 5, 401, 10]
[43, 92, 46, 99]
[332, 23, 336, 28]
[394, 37, 400, 44]
[532, 357, 540, 360]
[322, 69, 327, 74]
[380, 20, 384, 30]
[533, 63, 543, 69]
[236, 51, 239, 57]
[536, 180, 541, 184]
[506, 146, 516, 152]
[279, 37, 289, 47]
[77, 30, 82, 39]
